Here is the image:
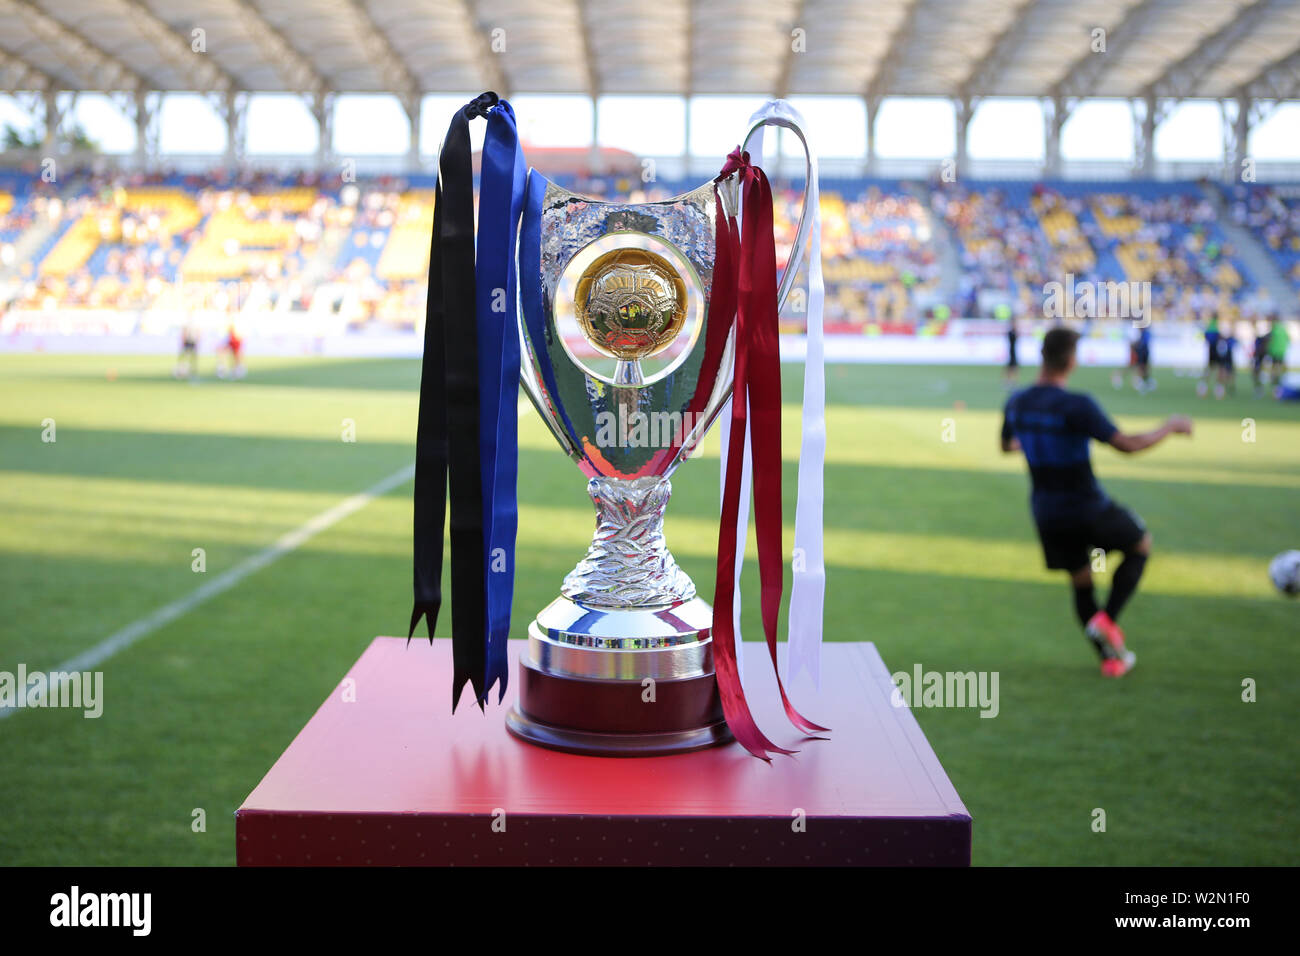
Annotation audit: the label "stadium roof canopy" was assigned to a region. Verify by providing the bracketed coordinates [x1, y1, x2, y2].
[1, 0, 1299, 104]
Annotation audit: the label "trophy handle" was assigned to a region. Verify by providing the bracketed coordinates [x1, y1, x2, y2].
[741, 104, 817, 315]
[517, 314, 582, 461]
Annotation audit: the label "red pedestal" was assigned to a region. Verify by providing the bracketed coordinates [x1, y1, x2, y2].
[237, 638, 970, 866]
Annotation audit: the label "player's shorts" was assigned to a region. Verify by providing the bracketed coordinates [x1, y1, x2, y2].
[1134, 345, 1150, 366]
[1035, 501, 1146, 572]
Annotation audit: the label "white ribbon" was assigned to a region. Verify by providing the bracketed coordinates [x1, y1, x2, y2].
[739, 99, 826, 689]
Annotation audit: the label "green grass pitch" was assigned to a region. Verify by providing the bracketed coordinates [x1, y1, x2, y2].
[0, 352, 1297, 865]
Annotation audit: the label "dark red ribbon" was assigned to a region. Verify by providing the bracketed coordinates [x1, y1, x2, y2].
[710, 149, 828, 760]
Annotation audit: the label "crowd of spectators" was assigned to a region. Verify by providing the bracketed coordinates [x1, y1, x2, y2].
[1091, 189, 1245, 320]
[932, 184, 1058, 319]
[0, 166, 1288, 332]
[1225, 183, 1300, 292]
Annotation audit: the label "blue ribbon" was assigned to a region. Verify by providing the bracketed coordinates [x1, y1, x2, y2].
[519, 172, 581, 446]
[475, 100, 526, 703]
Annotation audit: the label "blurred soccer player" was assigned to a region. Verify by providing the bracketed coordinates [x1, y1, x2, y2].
[1197, 316, 1219, 398]
[1252, 319, 1272, 398]
[1000, 327, 1193, 677]
[174, 322, 199, 380]
[1131, 323, 1154, 392]
[1267, 315, 1290, 385]
[1213, 322, 1236, 399]
[1004, 317, 1019, 388]
[1111, 330, 1134, 390]
[217, 325, 246, 380]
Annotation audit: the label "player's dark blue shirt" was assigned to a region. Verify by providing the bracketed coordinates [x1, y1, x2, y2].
[1001, 385, 1118, 526]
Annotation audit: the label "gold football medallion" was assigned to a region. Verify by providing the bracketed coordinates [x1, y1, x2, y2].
[574, 247, 688, 360]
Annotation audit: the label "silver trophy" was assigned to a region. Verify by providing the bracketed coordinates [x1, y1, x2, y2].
[506, 114, 814, 756]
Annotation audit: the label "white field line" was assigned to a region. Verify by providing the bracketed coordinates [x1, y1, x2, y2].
[1, 398, 535, 719]
[0, 463, 414, 718]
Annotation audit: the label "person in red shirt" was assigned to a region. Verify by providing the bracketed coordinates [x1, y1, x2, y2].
[218, 325, 246, 379]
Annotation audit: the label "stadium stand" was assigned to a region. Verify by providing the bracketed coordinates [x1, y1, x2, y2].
[0, 167, 1295, 334]
[931, 182, 1058, 316]
[1225, 184, 1300, 293]
[1079, 182, 1252, 320]
[783, 181, 941, 332]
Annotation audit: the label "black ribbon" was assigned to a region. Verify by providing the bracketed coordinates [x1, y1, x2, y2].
[409, 92, 500, 711]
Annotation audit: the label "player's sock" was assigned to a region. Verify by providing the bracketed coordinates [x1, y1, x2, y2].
[1073, 583, 1098, 627]
[1105, 550, 1148, 622]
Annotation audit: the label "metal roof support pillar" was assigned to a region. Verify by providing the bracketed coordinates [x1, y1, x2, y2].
[954, 95, 972, 179]
[132, 89, 159, 172]
[1234, 92, 1251, 182]
[310, 92, 335, 172]
[1133, 92, 1157, 178]
[1222, 92, 1251, 184]
[222, 90, 247, 172]
[404, 94, 422, 173]
[864, 96, 878, 177]
[1043, 95, 1066, 179]
[41, 88, 63, 156]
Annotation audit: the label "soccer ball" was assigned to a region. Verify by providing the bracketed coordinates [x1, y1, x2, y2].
[1268, 551, 1300, 597]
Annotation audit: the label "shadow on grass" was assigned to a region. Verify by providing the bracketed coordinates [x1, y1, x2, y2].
[117, 357, 425, 393]
[0, 425, 416, 493]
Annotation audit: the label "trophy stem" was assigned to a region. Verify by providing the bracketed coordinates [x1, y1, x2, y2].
[612, 359, 644, 386]
[561, 476, 696, 609]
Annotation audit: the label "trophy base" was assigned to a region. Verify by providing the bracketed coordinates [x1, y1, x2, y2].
[506, 707, 732, 757]
[506, 649, 733, 757]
